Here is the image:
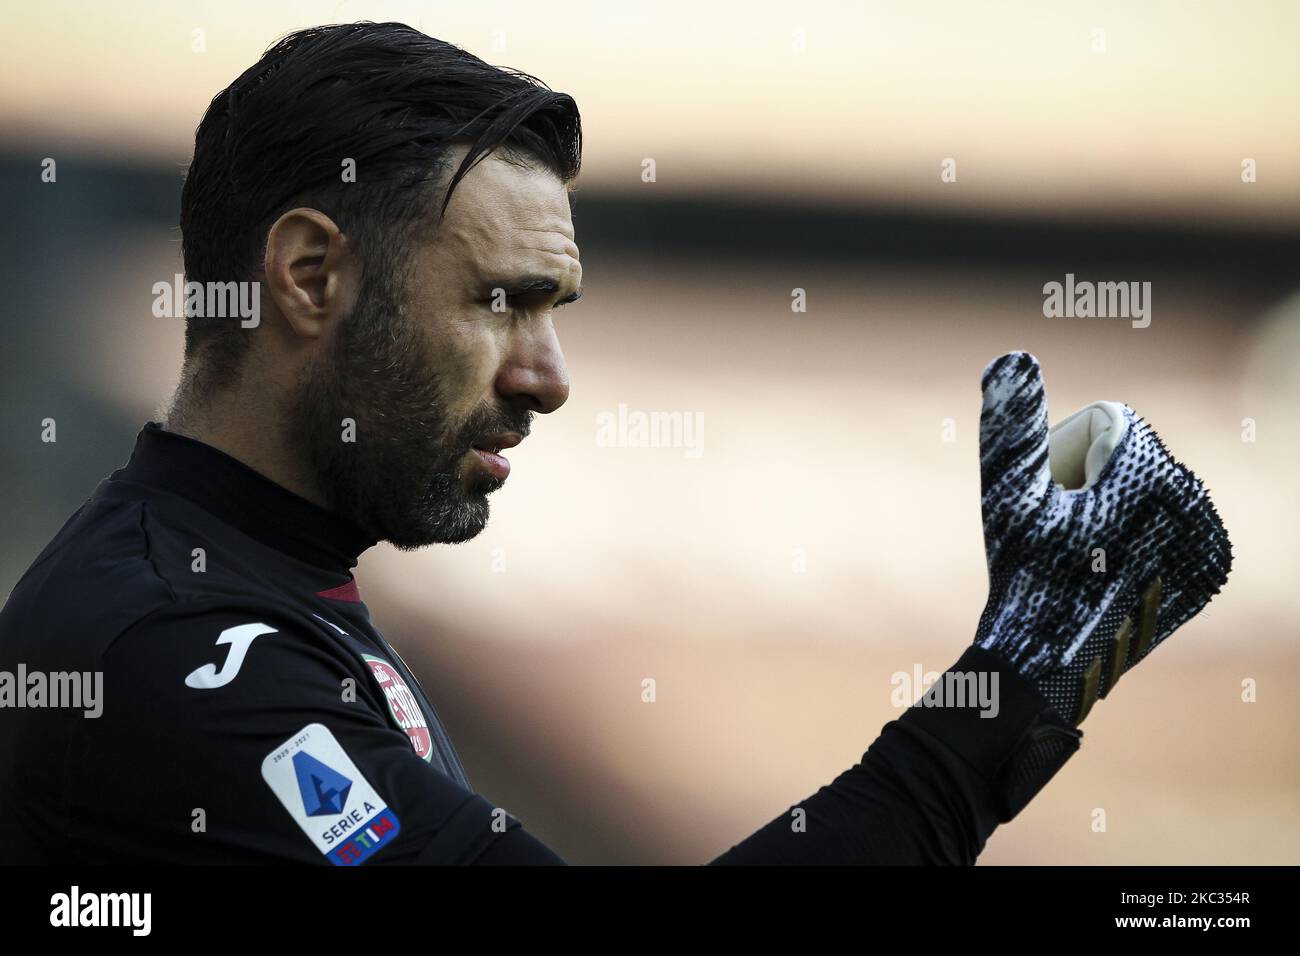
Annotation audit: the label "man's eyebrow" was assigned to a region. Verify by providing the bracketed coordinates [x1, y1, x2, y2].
[488, 275, 583, 305]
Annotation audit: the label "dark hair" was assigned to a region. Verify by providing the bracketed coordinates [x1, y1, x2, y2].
[178, 21, 582, 375]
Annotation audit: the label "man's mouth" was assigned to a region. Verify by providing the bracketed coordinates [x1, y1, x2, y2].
[469, 433, 523, 482]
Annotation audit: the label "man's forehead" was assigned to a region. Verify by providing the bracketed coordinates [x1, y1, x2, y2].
[435, 153, 580, 287]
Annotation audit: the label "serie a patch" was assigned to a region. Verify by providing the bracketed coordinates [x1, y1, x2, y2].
[261, 723, 401, 866]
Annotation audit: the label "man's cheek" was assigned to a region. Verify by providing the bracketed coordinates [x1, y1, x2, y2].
[452, 351, 501, 426]
[443, 335, 501, 421]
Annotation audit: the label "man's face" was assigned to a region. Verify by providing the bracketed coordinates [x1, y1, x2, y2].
[295, 149, 580, 548]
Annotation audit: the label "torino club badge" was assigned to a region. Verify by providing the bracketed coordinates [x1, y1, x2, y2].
[362, 654, 434, 761]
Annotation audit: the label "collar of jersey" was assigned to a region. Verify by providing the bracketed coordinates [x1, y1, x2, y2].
[115, 422, 379, 575]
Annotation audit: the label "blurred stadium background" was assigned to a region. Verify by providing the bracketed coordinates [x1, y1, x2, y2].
[1, 0, 1297, 864]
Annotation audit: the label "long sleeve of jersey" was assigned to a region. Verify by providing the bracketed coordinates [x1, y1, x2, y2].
[416, 643, 1084, 866]
[0, 423, 1081, 866]
[13, 602, 1078, 866]
[707, 645, 1081, 865]
[6, 596, 1080, 866]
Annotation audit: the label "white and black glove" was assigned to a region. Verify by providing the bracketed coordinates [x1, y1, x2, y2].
[973, 351, 1233, 727]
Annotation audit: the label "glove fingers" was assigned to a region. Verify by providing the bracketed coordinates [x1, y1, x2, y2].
[979, 351, 1052, 505]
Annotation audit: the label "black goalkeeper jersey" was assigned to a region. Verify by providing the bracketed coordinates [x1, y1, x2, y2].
[0, 422, 1081, 865]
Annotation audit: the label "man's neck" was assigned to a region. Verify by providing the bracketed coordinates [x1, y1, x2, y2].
[164, 385, 331, 513]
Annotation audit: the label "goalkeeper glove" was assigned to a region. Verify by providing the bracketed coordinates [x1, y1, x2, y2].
[973, 351, 1232, 727]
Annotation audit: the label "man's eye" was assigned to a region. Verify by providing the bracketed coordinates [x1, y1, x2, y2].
[483, 295, 571, 315]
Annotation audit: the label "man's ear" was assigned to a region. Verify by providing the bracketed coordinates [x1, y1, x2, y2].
[262, 208, 359, 341]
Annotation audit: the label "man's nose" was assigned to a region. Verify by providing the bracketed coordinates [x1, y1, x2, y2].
[495, 326, 570, 415]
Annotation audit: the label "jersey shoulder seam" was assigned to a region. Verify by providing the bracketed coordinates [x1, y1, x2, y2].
[137, 500, 180, 605]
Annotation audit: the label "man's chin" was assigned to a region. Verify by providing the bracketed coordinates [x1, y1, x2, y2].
[383, 496, 492, 550]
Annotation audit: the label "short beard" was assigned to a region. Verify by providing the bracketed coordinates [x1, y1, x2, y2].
[291, 264, 531, 549]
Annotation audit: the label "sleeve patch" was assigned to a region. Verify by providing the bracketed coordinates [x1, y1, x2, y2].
[261, 723, 401, 865]
[361, 654, 434, 762]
